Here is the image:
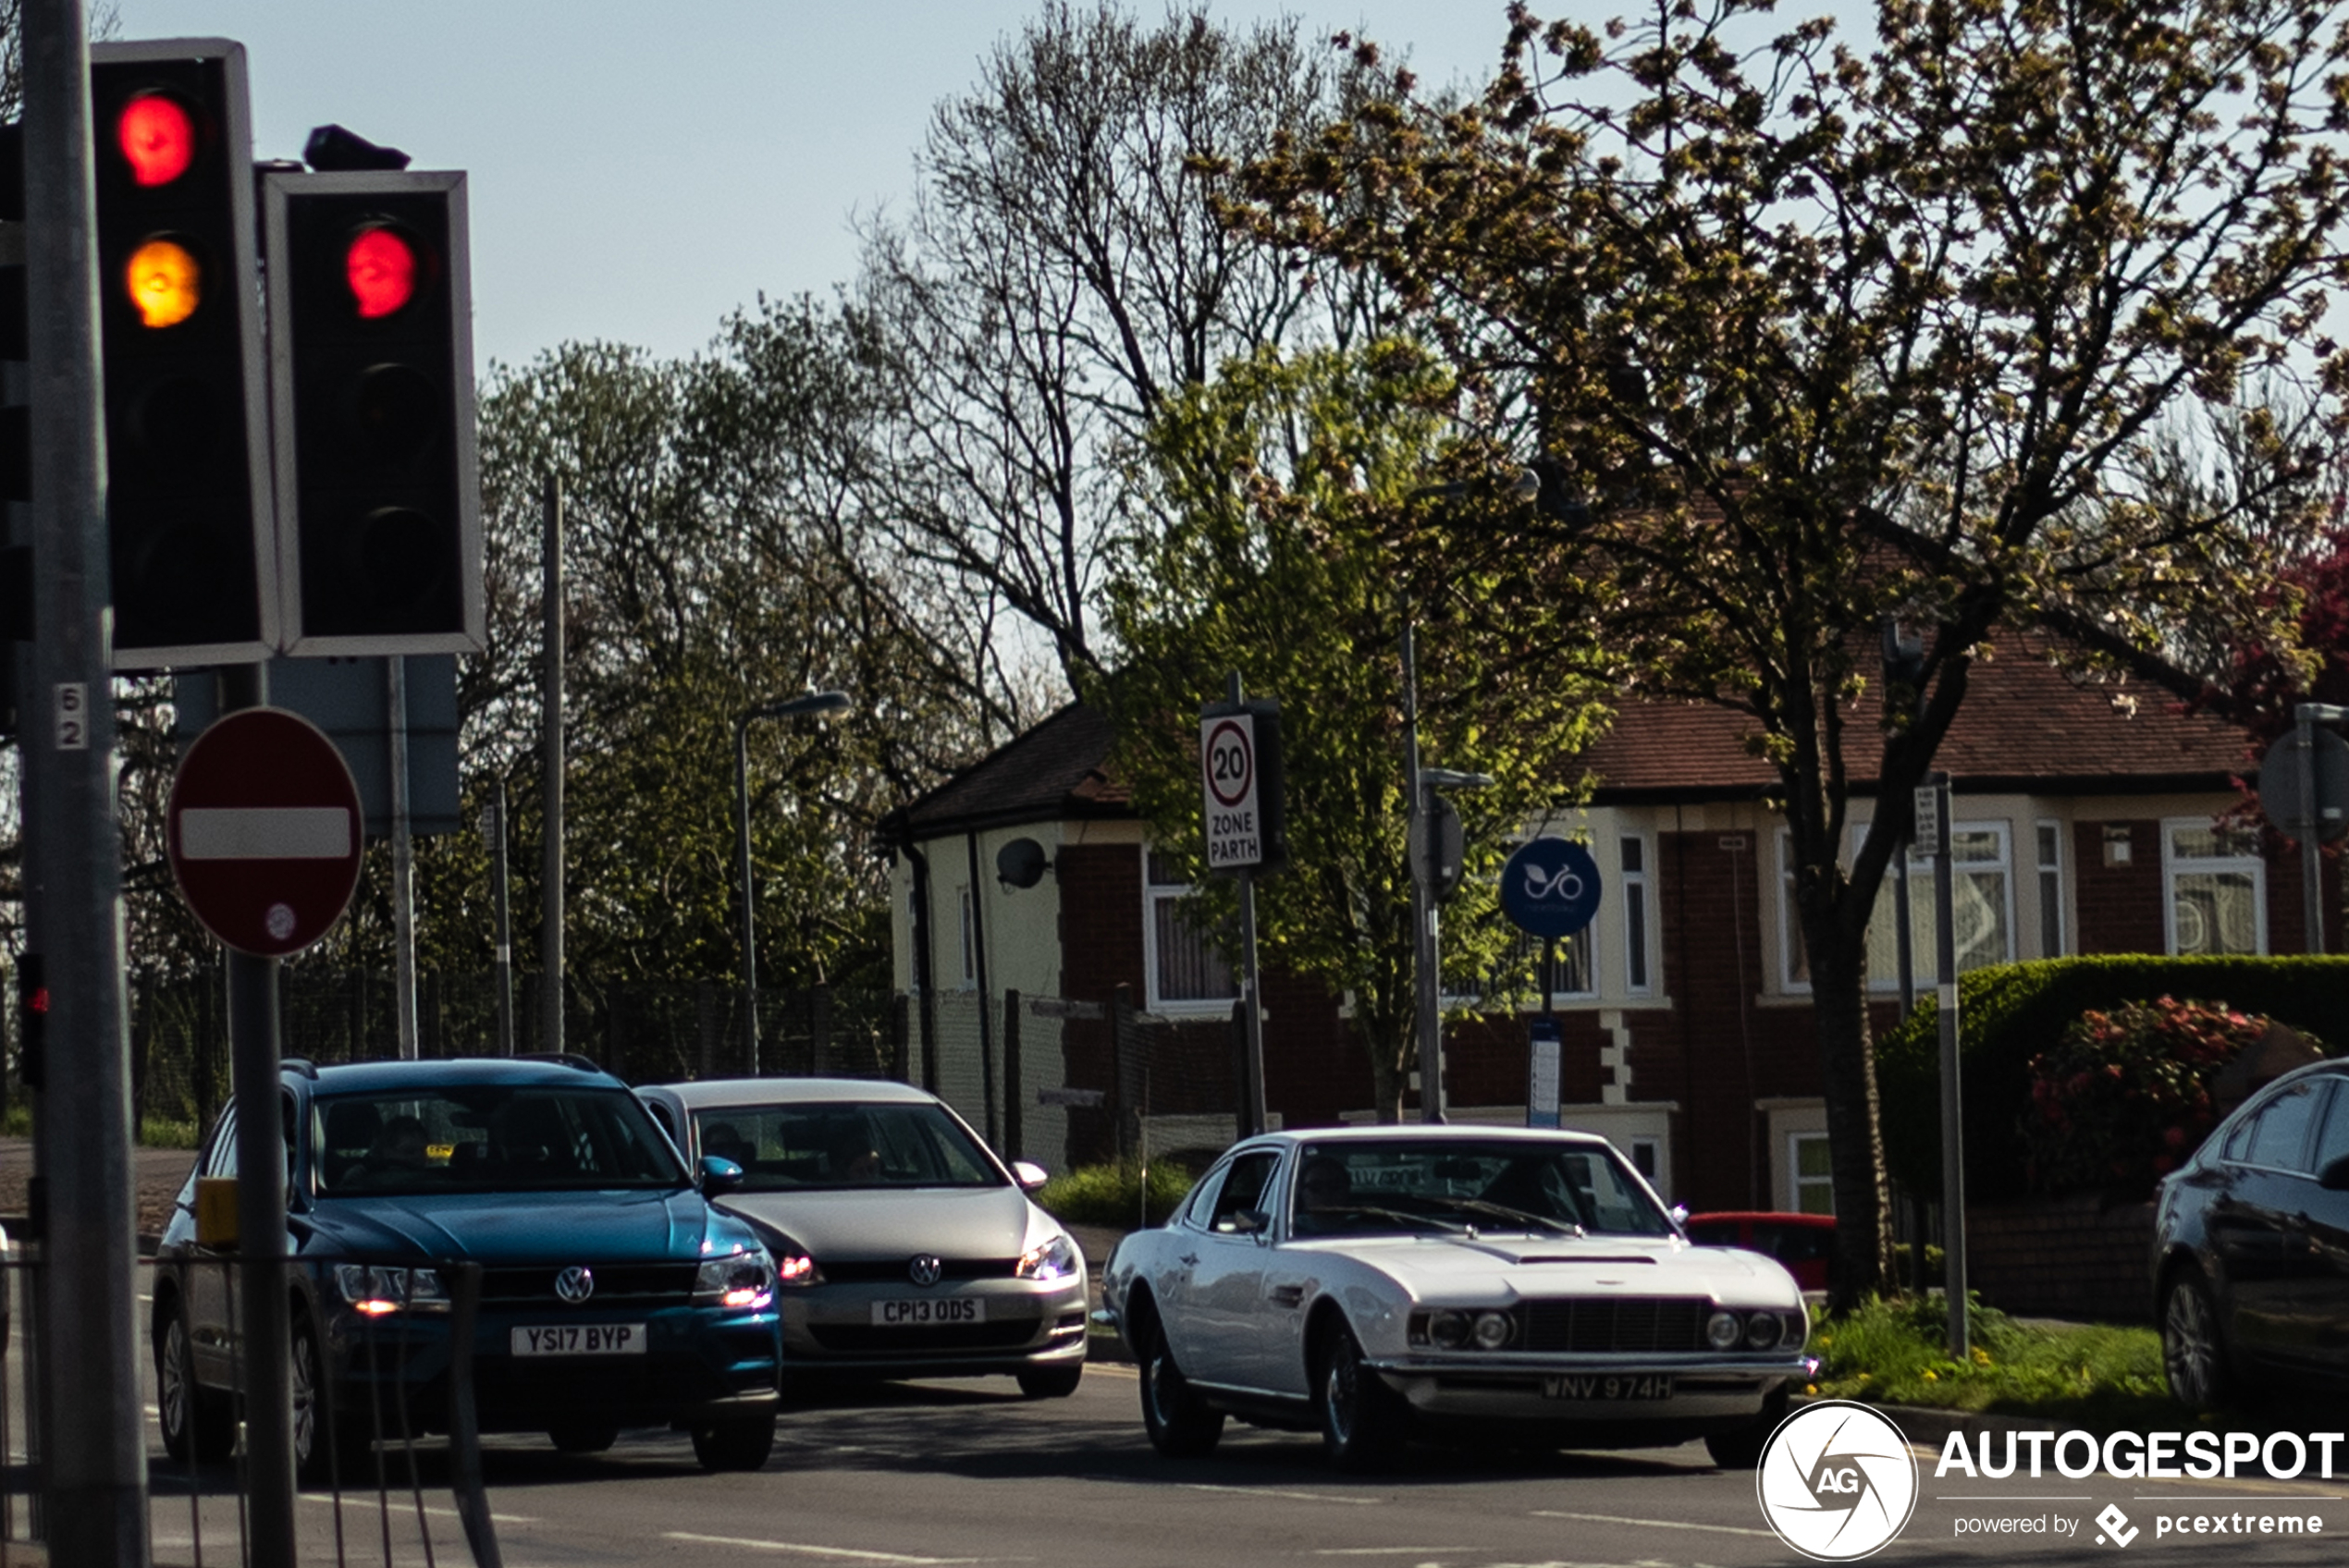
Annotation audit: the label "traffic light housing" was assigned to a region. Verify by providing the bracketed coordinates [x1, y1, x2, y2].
[89, 40, 277, 668]
[264, 168, 481, 655]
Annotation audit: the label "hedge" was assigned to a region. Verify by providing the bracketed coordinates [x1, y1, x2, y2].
[1874, 955, 2349, 1204]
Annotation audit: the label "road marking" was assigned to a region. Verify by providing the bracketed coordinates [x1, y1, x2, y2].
[665, 1532, 1015, 1563]
[1085, 1363, 1138, 1378]
[297, 1492, 538, 1525]
[1118, 1477, 1382, 1506]
[1530, 1510, 1775, 1538]
[1938, 1495, 2090, 1501]
[1305, 1550, 1470, 1555]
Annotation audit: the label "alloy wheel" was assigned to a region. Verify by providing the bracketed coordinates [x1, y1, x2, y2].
[2164, 1280, 2220, 1407]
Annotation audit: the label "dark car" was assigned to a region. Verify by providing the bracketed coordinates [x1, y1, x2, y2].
[1684, 1212, 1837, 1292]
[2151, 1058, 2349, 1408]
[153, 1056, 782, 1480]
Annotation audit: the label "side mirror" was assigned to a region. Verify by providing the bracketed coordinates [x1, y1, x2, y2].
[699, 1155, 745, 1195]
[1233, 1207, 1270, 1236]
[2320, 1157, 2349, 1192]
[1012, 1160, 1050, 1191]
[1670, 1204, 1691, 1227]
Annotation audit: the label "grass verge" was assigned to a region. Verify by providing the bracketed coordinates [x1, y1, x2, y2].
[1811, 1295, 2198, 1427]
[1035, 1160, 1196, 1229]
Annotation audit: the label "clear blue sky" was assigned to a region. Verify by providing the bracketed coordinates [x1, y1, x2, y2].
[113, 2, 1530, 375]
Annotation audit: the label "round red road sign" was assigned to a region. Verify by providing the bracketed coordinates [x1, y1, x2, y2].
[167, 706, 364, 958]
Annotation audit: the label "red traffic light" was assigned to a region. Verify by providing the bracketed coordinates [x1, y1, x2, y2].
[344, 226, 417, 319]
[117, 92, 195, 187]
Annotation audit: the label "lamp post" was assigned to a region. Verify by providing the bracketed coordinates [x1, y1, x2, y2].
[735, 690, 853, 1073]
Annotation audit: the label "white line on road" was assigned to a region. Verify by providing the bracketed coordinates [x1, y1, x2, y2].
[1529, 1509, 1775, 1538]
[1166, 1479, 1382, 1505]
[296, 1491, 538, 1525]
[1305, 1550, 1471, 1555]
[665, 1532, 1022, 1564]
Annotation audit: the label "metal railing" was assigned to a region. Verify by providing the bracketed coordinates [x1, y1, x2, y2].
[0, 1249, 502, 1568]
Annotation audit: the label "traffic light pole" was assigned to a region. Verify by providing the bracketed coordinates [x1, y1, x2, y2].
[542, 474, 564, 1054]
[20, 3, 150, 1563]
[389, 655, 419, 1057]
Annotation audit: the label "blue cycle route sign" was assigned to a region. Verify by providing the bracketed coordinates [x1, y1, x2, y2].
[1500, 837, 1602, 939]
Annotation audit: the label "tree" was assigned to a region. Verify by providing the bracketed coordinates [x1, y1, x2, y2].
[1092, 339, 1611, 1120]
[855, 1, 1381, 693]
[1236, 0, 2349, 1304]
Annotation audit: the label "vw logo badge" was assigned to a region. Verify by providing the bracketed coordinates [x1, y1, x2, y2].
[907, 1255, 943, 1288]
[555, 1266, 596, 1305]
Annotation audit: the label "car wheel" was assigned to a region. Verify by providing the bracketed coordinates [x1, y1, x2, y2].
[1317, 1319, 1403, 1474]
[2163, 1269, 2236, 1410]
[1136, 1310, 1223, 1458]
[1016, 1363, 1084, 1400]
[1705, 1385, 1785, 1469]
[154, 1301, 236, 1464]
[547, 1419, 620, 1454]
[290, 1314, 347, 1488]
[691, 1413, 777, 1473]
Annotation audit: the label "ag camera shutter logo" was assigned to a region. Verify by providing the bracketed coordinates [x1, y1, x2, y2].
[1755, 1401, 1920, 1560]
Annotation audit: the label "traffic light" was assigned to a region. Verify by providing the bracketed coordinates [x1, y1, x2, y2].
[89, 40, 277, 668]
[264, 168, 481, 654]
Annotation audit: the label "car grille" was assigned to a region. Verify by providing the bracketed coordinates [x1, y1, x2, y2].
[817, 1258, 1021, 1284]
[1520, 1296, 1706, 1354]
[807, 1317, 1040, 1353]
[477, 1264, 699, 1306]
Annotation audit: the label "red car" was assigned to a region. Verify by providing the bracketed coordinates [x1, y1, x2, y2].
[1684, 1211, 1835, 1292]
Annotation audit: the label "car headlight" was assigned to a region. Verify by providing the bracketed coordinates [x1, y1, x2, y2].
[1471, 1310, 1514, 1349]
[1706, 1309, 1743, 1349]
[1016, 1232, 1080, 1282]
[334, 1264, 446, 1316]
[695, 1246, 776, 1309]
[1430, 1309, 1470, 1348]
[1746, 1311, 1781, 1349]
[776, 1251, 822, 1287]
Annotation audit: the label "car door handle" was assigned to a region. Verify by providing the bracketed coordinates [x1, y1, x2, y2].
[1178, 1253, 1199, 1267]
[1268, 1284, 1304, 1309]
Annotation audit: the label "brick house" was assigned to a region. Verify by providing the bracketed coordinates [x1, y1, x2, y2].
[877, 648, 2338, 1212]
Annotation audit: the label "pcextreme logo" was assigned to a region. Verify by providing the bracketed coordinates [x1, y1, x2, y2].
[1755, 1401, 1921, 1561]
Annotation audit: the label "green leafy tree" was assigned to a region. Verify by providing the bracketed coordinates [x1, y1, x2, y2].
[1093, 340, 1611, 1120]
[1236, 0, 2349, 1300]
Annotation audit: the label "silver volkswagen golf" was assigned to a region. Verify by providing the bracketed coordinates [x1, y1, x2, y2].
[634, 1078, 1088, 1397]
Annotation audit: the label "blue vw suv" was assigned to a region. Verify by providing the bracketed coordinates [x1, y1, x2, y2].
[153, 1056, 781, 1478]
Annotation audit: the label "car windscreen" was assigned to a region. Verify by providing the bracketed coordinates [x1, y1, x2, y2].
[314, 1085, 689, 1194]
[1290, 1139, 1674, 1239]
[692, 1102, 1002, 1192]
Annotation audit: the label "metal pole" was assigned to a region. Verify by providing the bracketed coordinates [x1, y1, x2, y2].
[2299, 705, 2325, 956]
[1226, 672, 1269, 1138]
[490, 779, 514, 1055]
[541, 474, 564, 1054]
[1401, 610, 1442, 1123]
[734, 714, 759, 1072]
[1895, 831, 1916, 1022]
[965, 831, 998, 1146]
[221, 664, 296, 1568]
[21, 0, 150, 1558]
[1928, 770, 1968, 1359]
[388, 656, 418, 1059]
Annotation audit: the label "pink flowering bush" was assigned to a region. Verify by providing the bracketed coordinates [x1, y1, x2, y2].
[2021, 997, 2290, 1197]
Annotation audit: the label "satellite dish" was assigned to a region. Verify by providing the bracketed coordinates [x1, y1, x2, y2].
[997, 837, 1051, 890]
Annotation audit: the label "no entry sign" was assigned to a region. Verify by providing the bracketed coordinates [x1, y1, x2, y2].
[167, 706, 364, 957]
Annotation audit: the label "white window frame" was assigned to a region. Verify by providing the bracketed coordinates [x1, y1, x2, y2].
[2162, 817, 2269, 957]
[1619, 832, 1656, 997]
[2035, 819, 2066, 959]
[1779, 821, 2016, 992]
[1789, 1131, 1835, 1216]
[1442, 913, 1600, 1010]
[1142, 849, 1239, 1015]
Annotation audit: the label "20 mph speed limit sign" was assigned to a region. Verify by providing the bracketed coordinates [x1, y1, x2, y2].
[1202, 713, 1263, 869]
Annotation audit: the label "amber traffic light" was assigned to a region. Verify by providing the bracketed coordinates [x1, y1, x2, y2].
[266, 169, 481, 654]
[91, 40, 276, 667]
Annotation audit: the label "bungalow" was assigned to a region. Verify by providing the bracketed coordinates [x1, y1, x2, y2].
[876, 646, 2338, 1212]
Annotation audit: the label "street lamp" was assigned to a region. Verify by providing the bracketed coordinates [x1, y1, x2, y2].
[735, 689, 853, 1073]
